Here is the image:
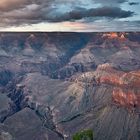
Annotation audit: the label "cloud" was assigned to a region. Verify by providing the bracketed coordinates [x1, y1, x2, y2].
[0, 0, 32, 11]
[0, 5, 134, 27]
[0, 0, 52, 12]
[92, 0, 128, 5]
[129, 2, 139, 5]
[0, 3, 42, 27]
[45, 7, 134, 22]
[0, 0, 137, 30]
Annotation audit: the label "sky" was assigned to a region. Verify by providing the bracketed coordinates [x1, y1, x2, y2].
[0, 0, 140, 32]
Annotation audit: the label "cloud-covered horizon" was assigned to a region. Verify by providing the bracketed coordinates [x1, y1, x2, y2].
[0, 0, 139, 31]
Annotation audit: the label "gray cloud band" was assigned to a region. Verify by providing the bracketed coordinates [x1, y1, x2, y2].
[45, 7, 134, 22]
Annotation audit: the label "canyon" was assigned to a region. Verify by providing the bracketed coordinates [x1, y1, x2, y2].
[0, 32, 140, 140]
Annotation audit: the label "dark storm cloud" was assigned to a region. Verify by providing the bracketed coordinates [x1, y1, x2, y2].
[129, 2, 139, 5]
[45, 7, 134, 22]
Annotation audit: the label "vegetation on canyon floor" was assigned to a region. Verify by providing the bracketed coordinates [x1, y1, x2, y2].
[73, 129, 93, 140]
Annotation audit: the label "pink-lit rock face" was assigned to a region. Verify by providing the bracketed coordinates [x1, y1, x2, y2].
[102, 32, 126, 40]
[102, 32, 119, 39]
[75, 63, 140, 110]
[94, 64, 124, 86]
[120, 71, 140, 88]
[96, 64, 140, 88]
[95, 64, 140, 109]
[112, 88, 140, 108]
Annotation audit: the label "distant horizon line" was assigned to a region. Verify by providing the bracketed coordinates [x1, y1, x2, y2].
[0, 31, 139, 33]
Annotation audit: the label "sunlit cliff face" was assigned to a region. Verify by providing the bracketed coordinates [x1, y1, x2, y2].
[96, 64, 140, 109]
[120, 34, 125, 40]
[102, 32, 126, 40]
[75, 63, 140, 109]
[102, 32, 118, 38]
[112, 88, 140, 109]
[96, 64, 140, 88]
[109, 33, 119, 38]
